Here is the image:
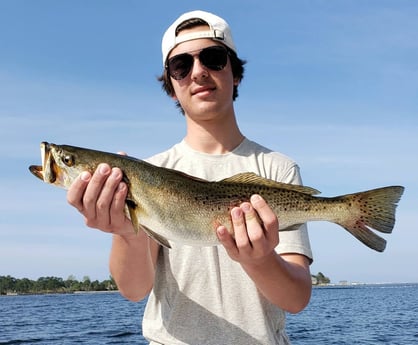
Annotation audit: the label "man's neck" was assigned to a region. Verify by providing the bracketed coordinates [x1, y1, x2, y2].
[184, 113, 245, 155]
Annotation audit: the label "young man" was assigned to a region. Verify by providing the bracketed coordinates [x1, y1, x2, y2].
[67, 10, 313, 345]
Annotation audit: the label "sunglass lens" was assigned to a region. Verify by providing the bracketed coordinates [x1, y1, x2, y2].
[200, 47, 228, 71]
[168, 54, 193, 80]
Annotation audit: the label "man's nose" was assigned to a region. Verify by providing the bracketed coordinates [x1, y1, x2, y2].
[190, 57, 208, 80]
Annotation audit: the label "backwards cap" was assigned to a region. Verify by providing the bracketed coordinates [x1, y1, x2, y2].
[161, 10, 237, 66]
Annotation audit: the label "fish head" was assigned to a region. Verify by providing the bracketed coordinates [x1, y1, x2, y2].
[29, 142, 105, 189]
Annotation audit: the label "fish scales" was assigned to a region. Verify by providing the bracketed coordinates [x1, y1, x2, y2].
[29, 142, 404, 252]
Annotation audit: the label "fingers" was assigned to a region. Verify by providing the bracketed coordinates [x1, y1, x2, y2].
[83, 164, 112, 221]
[233, 201, 268, 252]
[216, 225, 239, 257]
[67, 171, 92, 212]
[109, 182, 128, 226]
[250, 194, 279, 243]
[232, 206, 257, 249]
[67, 163, 128, 231]
[217, 205, 260, 260]
[218, 195, 279, 263]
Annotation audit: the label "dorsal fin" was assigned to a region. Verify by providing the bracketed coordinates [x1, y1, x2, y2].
[220, 172, 320, 195]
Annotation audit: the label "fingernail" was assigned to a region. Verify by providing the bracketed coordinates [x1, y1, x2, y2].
[251, 194, 262, 202]
[111, 168, 121, 179]
[117, 182, 126, 191]
[99, 164, 110, 175]
[80, 171, 91, 181]
[232, 208, 242, 219]
[241, 203, 251, 212]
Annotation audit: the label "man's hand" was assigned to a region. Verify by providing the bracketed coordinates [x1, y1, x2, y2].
[216, 194, 279, 265]
[217, 194, 311, 312]
[67, 163, 135, 237]
[67, 161, 160, 302]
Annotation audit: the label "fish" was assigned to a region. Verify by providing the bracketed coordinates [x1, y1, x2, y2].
[29, 142, 404, 252]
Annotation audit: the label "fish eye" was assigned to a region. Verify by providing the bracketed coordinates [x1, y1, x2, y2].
[62, 154, 75, 167]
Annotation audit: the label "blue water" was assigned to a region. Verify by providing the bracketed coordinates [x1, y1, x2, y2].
[0, 292, 145, 344]
[1, 284, 417, 344]
[287, 283, 418, 344]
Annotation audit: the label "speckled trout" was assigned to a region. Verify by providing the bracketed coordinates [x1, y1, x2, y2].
[29, 142, 404, 252]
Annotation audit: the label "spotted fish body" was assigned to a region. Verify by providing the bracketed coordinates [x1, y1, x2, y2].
[29, 142, 404, 252]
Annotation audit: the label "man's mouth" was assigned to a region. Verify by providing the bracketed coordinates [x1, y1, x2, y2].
[191, 86, 216, 96]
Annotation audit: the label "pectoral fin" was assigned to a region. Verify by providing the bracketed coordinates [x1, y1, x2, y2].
[125, 198, 171, 248]
[126, 198, 140, 233]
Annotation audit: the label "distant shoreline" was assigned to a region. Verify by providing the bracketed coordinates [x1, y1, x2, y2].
[314, 282, 418, 288]
[1, 290, 120, 297]
[0, 275, 117, 295]
[3, 282, 417, 296]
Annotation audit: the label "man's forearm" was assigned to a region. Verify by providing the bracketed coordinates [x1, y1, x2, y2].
[242, 253, 311, 313]
[110, 230, 158, 302]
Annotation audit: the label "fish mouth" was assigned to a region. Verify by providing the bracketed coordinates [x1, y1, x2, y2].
[29, 164, 44, 180]
[28, 142, 56, 183]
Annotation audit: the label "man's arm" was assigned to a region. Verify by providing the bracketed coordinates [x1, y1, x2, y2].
[109, 230, 160, 301]
[216, 194, 312, 313]
[67, 163, 159, 302]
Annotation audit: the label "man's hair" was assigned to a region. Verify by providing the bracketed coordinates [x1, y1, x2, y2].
[158, 18, 246, 113]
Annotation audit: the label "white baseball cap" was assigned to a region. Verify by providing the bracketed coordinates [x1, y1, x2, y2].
[161, 10, 237, 66]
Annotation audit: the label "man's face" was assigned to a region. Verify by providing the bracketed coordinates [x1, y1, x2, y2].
[167, 26, 238, 120]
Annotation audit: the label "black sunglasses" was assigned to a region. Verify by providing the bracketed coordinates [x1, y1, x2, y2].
[166, 46, 229, 80]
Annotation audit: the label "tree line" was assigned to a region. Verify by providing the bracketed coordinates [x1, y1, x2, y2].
[0, 275, 117, 295]
[1, 272, 331, 295]
[311, 272, 331, 285]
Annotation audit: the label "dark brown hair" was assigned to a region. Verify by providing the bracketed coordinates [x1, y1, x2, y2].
[158, 18, 246, 113]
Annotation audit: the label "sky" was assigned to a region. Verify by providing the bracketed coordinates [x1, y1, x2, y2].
[0, 0, 417, 284]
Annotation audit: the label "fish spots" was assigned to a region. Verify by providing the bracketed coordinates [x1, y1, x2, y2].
[194, 194, 213, 206]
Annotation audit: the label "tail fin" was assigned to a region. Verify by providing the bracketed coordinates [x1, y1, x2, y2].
[339, 186, 404, 252]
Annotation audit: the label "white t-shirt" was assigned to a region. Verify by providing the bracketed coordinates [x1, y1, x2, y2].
[142, 138, 313, 345]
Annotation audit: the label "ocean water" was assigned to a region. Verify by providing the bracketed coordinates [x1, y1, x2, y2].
[0, 284, 417, 344]
[287, 283, 418, 344]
